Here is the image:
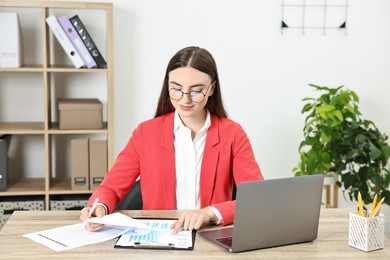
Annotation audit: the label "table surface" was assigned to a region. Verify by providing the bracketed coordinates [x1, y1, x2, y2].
[0, 208, 389, 259]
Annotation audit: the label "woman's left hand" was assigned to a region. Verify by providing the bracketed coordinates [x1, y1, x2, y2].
[170, 208, 218, 234]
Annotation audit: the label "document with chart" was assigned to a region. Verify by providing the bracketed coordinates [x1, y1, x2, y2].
[114, 219, 195, 250]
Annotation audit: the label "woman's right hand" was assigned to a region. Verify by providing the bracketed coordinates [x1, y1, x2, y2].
[80, 205, 106, 231]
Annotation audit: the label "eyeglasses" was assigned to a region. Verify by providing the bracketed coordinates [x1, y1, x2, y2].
[169, 83, 213, 103]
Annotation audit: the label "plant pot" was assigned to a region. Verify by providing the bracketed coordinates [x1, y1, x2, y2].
[324, 172, 338, 186]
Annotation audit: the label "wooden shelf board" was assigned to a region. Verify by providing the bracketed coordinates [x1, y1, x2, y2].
[0, 1, 113, 9]
[46, 66, 107, 73]
[0, 178, 45, 196]
[49, 178, 92, 195]
[0, 65, 44, 72]
[0, 122, 45, 134]
[48, 122, 108, 134]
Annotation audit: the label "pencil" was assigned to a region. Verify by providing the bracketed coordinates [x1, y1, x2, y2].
[358, 192, 364, 217]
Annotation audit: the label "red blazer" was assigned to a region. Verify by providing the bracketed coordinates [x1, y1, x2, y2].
[90, 112, 263, 225]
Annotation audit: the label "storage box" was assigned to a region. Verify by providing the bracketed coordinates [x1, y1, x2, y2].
[0, 197, 44, 229]
[58, 98, 103, 130]
[349, 212, 385, 252]
[50, 195, 89, 211]
[71, 139, 89, 190]
[89, 139, 107, 190]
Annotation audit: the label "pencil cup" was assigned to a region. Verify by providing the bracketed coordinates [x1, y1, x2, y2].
[348, 212, 384, 252]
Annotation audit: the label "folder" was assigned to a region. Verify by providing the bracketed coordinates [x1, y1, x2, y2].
[89, 139, 107, 190]
[0, 13, 23, 68]
[46, 15, 85, 68]
[71, 139, 89, 190]
[69, 15, 107, 68]
[0, 135, 12, 191]
[58, 15, 97, 69]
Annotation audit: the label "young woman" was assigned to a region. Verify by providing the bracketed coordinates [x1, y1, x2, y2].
[80, 46, 264, 233]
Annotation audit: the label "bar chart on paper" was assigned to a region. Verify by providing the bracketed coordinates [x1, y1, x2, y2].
[126, 229, 161, 243]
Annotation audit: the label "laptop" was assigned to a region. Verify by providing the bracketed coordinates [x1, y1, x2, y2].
[198, 174, 324, 253]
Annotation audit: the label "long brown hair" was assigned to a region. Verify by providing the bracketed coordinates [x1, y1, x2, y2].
[154, 46, 228, 118]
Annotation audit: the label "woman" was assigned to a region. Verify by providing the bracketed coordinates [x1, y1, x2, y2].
[80, 46, 264, 233]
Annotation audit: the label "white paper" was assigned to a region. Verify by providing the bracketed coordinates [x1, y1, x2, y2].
[23, 212, 189, 251]
[87, 213, 180, 245]
[23, 223, 129, 252]
[86, 212, 153, 230]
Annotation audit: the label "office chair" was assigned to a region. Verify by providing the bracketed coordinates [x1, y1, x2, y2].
[115, 179, 236, 210]
[115, 179, 143, 210]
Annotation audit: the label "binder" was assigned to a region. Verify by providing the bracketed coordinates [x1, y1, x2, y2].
[0, 13, 23, 68]
[0, 135, 12, 191]
[46, 15, 85, 68]
[71, 139, 89, 190]
[58, 15, 97, 69]
[69, 15, 107, 68]
[89, 139, 107, 190]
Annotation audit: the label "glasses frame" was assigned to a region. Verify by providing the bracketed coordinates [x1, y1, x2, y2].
[168, 82, 213, 103]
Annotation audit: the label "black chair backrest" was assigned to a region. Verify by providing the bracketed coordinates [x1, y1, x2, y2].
[115, 179, 143, 210]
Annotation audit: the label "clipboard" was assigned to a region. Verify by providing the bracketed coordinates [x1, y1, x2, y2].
[114, 230, 196, 250]
[113, 218, 196, 250]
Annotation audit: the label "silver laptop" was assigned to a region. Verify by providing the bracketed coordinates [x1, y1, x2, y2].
[198, 174, 324, 253]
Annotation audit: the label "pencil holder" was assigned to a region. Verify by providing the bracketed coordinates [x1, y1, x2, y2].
[348, 212, 384, 252]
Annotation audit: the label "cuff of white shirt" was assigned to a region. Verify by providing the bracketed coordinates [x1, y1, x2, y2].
[206, 206, 224, 225]
[96, 203, 108, 215]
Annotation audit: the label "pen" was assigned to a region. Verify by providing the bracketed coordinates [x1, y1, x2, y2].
[81, 198, 99, 230]
[358, 192, 364, 217]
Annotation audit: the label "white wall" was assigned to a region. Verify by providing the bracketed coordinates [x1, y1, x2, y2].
[109, 0, 390, 231]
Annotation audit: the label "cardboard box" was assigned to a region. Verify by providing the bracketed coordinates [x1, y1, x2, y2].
[58, 98, 103, 130]
[89, 139, 107, 190]
[71, 139, 89, 190]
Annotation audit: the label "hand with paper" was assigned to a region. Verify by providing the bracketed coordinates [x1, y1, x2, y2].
[80, 198, 106, 231]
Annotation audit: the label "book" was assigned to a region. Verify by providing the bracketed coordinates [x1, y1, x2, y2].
[58, 15, 97, 68]
[0, 13, 23, 68]
[69, 15, 107, 68]
[46, 15, 85, 68]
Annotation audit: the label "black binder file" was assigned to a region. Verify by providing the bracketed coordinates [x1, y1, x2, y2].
[70, 15, 107, 68]
[0, 135, 12, 191]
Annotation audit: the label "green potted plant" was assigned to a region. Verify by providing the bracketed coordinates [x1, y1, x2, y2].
[293, 84, 390, 206]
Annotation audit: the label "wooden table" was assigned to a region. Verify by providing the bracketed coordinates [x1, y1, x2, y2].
[0, 208, 389, 259]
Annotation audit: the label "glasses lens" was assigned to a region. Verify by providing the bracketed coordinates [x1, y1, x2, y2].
[169, 88, 183, 100]
[190, 91, 204, 102]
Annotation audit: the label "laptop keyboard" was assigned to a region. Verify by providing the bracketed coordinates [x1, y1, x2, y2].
[216, 236, 233, 247]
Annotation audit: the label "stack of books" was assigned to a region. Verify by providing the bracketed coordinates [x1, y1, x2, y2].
[46, 14, 107, 69]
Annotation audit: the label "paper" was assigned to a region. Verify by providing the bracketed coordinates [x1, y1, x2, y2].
[23, 212, 190, 251]
[23, 223, 128, 252]
[86, 212, 154, 230]
[115, 219, 193, 249]
[87, 213, 181, 245]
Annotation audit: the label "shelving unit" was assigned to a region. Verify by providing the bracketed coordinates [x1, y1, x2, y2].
[0, 1, 114, 210]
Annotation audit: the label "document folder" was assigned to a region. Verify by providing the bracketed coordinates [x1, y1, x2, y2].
[0, 135, 12, 191]
[58, 15, 97, 68]
[0, 13, 23, 68]
[46, 15, 85, 68]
